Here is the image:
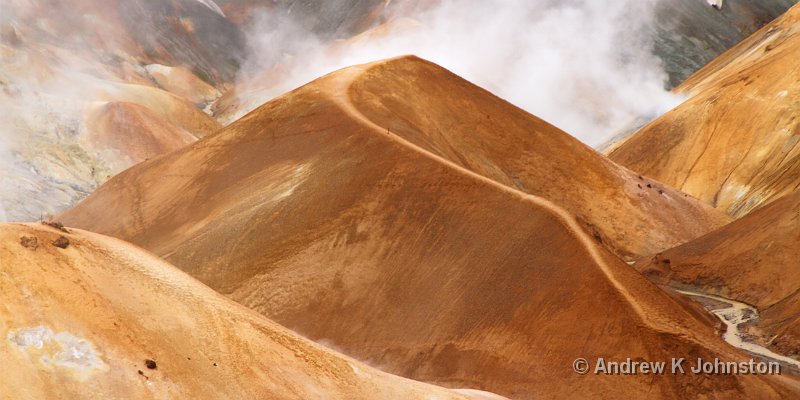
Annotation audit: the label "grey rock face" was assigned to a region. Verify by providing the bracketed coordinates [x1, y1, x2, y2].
[652, 0, 797, 88]
[120, 0, 248, 85]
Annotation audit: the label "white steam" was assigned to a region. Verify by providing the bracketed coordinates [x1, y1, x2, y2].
[0, 43, 115, 222]
[236, 0, 683, 146]
[0, 3, 196, 222]
[0, 0, 222, 222]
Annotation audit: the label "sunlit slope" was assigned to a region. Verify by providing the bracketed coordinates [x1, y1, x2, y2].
[345, 57, 729, 260]
[610, 4, 800, 217]
[85, 102, 198, 165]
[62, 57, 793, 399]
[0, 223, 477, 400]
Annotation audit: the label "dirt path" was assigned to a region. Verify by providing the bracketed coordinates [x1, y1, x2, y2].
[323, 62, 656, 325]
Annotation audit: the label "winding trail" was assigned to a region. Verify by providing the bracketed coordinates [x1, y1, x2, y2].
[324, 63, 652, 325]
[677, 290, 800, 369]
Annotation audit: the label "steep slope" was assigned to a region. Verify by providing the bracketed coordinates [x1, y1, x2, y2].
[0, 223, 475, 400]
[210, 16, 424, 125]
[637, 190, 800, 357]
[2, 0, 245, 86]
[213, 57, 730, 261]
[85, 102, 198, 167]
[117, 0, 246, 85]
[652, 0, 798, 87]
[92, 82, 221, 138]
[145, 64, 221, 106]
[609, 4, 800, 217]
[338, 57, 728, 260]
[62, 57, 793, 398]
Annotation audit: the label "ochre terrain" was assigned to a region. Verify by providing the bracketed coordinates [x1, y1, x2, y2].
[62, 56, 794, 398]
[211, 57, 728, 261]
[609, 4, 800, 217]
[86, 102, 198, 167]
[0, 223, 480, 400]
[91, 82, 222, 138]
[343, 58, 729, 260]
[637, 190, 800, 358]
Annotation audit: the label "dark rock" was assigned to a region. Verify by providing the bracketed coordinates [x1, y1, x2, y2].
[52, 236, 70, 249]
[145, 359, 157, 369]
[20, 236, 39, 250]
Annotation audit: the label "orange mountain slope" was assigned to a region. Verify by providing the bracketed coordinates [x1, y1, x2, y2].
[0, 223, 483, 400]
[608, 4, 800, 217]
[215, 56, 727, 261]
[62, 56, 793, 398]
[637, 190, 800, 357]
[341, 58, 729, 260]
[86, 102, 198, 167]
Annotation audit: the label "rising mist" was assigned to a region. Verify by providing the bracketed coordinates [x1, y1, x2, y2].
[235, 0, 683, 146]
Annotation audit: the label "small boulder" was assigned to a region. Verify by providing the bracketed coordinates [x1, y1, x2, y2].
[20, 236, 39, 250]
[52, 236, 70, 249]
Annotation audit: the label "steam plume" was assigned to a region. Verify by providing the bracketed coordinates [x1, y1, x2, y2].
[237, 0, 683, 146]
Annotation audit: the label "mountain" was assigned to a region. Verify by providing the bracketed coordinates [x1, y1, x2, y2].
[2, 0, 246, 86]
[117, 0, 247, 85]
[652, 0, 798, 87]
[636, 190, 800, 358]
[0, 0, 230, 221]
[0, 222, 485, 399]
[144, 64, 221, 106]
[609, 3, 800, 217]
[65, 55, 728, 262]
[85, 102, 198, 166]
[61, 56, 793, 398]
[341, 57, 731, 260]
[2, 0, 793, 222]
